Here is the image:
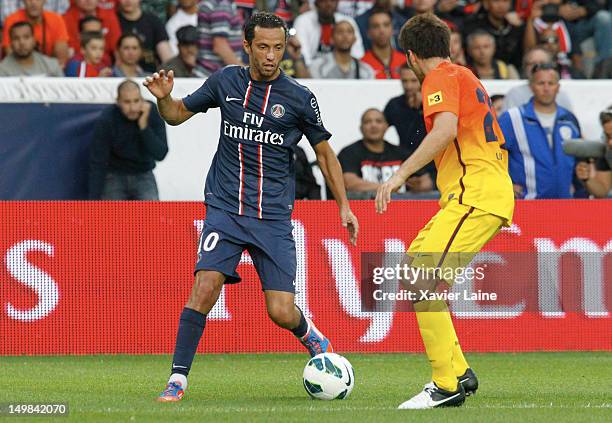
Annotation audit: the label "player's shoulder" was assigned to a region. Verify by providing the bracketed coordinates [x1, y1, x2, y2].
[216, 64, 244, 79]
[279, 72, 316, 105]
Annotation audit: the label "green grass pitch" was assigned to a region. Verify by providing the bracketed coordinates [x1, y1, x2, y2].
[2, 353, 611, 422]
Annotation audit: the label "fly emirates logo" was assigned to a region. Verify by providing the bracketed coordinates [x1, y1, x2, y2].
[223, 112, 285, 145]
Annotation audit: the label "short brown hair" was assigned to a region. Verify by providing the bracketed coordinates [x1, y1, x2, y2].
[399, 13, 450, 59]
[80, 31, 104, 49]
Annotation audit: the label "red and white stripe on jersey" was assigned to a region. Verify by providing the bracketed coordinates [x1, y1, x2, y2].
[261, 85, 272, 114]
[79, 62, 87, 78]
[243, 81, 253, 108]
[238, 143, 245, 215]
[257, 145, 263, 219]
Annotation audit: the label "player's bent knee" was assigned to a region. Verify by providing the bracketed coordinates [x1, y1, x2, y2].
[266, 302, 296, 329]
[187, 271, 225, 313]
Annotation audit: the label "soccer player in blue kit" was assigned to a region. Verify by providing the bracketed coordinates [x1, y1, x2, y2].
[144, 12, 359, 402]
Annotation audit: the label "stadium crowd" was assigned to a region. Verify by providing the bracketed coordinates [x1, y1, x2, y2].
[0, 0, 610, 199]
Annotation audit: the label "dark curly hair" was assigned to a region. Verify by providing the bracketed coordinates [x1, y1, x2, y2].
[244, 12, 288, 45]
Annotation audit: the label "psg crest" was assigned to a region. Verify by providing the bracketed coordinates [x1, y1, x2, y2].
[271, 104, 285, 118]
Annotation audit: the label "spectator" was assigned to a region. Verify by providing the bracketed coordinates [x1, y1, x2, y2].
[503, 46, 573, 111]
[293, 0, 364, 65]
[575, 106, 612, 198]
[294, 146, 321, 199]
[410, 0, 436, 15]
[466, 29, 519, 79]
[383, 64, 426, 156]
[62, 0, 121, 66]
[0, 21, 63, 75]
[360, 8, 406, 79]
[1, 0, 69, 27]
[141, 0, 175, 23]
[194, 0, 243, 77]
[112, 33, 147, 77]
[435, 0, 468, 29]
[310, 20, 375, 78]
[490, 93, 505, 116]
[524, 0, 573, 59]
[79, 15, 103, 32]
[449, 27, 467, 65]
[161, 24, 197, 77]
[559, 0, 612, 74]
[498, 63, 584, 199]
[279, 34, 311, 78]
[117, 0, 173, 73]
[89, 79, 168, 200]
[538, 27, 585, 78]
[463, 0, 525, 70]
[337, 108, 432, 198]
[239, 0, 302, 26]
[165, 0, 197, 56]
[307, 0, 374, 18]
[355, 0, 410, 51]
[2, 0, 70, 66]
[64, 30, 112, 76]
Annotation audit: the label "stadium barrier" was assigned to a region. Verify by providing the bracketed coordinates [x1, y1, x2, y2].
[1, 200, 610, 355]
[1, 77, 611, 200]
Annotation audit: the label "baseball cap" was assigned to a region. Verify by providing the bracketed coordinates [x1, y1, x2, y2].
[176, 25, 198, 45]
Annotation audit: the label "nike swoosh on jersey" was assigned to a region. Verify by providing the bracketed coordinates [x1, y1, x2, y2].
[225, 96, 242, 102]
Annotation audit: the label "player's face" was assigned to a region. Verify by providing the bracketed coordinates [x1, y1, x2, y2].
[332, 22, 355, 53]
[83, 39, 105, 65]
[117, 86, 144, 120]
[360, 110, 388, 142]
[406, 51, 425, 83]
[400, 67, 420, 98]
[10, 26, 36, 58]
[530, 69, 560, 107]
[119, 37, 142, 65]
[468, 36, 495, 66]
[368, 13, 393, 48]
[244, 26, 286, 80]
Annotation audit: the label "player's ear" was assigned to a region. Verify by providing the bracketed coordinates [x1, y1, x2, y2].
[243, 39, 250, 56]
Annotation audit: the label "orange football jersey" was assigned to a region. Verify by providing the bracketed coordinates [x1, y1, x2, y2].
[421, 61, 514, 223]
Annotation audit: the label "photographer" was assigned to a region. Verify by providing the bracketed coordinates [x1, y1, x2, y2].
[575, 107, 612, 198]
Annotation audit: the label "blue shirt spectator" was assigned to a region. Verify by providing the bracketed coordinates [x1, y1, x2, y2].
[498, 65, 585, 199]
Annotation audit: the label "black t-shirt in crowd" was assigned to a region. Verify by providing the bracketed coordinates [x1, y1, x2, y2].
[338, 140, 412, 193]
[118, 12, 169, 73]
[596, 150, 612, 171]
[463, 13, 525, 71]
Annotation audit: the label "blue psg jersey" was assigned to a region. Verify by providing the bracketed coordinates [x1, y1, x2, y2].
[183, 65, 331, 220]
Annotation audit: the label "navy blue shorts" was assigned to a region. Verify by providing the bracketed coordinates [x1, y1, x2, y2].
[195, 206, 297, 293]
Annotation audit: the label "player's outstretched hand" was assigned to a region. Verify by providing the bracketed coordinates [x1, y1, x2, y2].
[375, 174, 405, 214]
[341, 207, 359, 246]
[143, 69, 174, 99]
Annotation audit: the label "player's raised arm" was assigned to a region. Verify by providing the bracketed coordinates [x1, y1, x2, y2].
[143, 70, 195, 126]
[314, 141, 359, 246]
[375, 111, 457, 213]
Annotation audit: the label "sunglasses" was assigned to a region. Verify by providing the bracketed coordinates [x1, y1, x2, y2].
[531, 62, 558, 74]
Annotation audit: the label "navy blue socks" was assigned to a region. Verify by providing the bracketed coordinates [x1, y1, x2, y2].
[170, 307, 207, 377]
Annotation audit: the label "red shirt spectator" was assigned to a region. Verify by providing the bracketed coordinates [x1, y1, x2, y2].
[3, 8, 70, 63]
[360, 9, 405, 79]
[63, 0, 121, 66]
[361, 48, 405, 78]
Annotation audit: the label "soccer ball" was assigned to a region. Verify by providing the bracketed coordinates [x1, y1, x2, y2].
[302, 353, 354, 400]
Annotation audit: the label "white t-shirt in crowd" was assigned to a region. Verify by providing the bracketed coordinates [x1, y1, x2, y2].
[535, 110, 557, 149]
[166, 9, 198, 56]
